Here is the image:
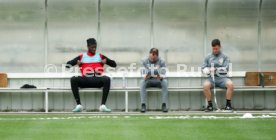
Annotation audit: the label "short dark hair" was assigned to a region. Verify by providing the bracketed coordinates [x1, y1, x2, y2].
[211, 39, 221, 47]
[149, 48, 159, 56]
[87, 38, 97, 46]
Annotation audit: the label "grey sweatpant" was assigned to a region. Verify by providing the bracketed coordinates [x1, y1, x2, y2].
[140, 78, 168, 104]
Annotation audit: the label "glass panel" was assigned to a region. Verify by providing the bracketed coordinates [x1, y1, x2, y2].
[100, 0, 151, 66]
[0, 0, 45, 72]
[207, 0, 259, 71]
[0, 0, 273, 73]
[261, 0, 276, 71]
[154, 0, 205, 71]
[47, 0, 98, 67]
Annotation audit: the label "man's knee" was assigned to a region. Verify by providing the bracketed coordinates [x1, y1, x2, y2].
[70, 76, 79, 84]
[203, 81, 211, 91]
[225, 80, 234, 90]
[101, 76, 111, 84]
[161, 79, 168, 88]
[140, 80, 147, 88]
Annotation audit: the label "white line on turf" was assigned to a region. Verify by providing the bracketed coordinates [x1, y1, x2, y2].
[0, 114, 276, 121]
[149, 114, 276, 120]
[0, 116, 130, 121]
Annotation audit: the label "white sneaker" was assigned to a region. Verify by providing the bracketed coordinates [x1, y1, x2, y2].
[72, 104, 83, 112]
[99, 105, 111, 112]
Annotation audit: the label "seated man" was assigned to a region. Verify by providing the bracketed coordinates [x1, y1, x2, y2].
[66, 38, 117, 112]
[201, 39, 234, 112]
[140, 48, 168, 113]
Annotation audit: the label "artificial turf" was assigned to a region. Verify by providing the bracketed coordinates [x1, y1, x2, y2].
[0, 114, 275, 140]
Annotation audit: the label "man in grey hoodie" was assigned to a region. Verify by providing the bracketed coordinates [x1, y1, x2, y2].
[140, 48, 168, 113]
[201, 39, 234, 112]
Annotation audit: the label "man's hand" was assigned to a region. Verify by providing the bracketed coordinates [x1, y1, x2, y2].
[210, 63, 216, 73]
[157, 74, 163, 80]
[77, 60, 82, 66]
[101, 59, 107, 64]
[202, 67, 210, 75]
[144, 74, 150, 80]
[210, 67, 216, 73]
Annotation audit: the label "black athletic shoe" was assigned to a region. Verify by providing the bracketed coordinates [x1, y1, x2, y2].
[205, 105, 213, 112]
[162, 103, 168, 113]
[141, 104, 146, 113]
[224, 105, 233, 112]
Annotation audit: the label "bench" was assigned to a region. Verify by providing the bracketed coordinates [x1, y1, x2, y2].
[1, 86, 276, 113]
[0, 72, 276, 112]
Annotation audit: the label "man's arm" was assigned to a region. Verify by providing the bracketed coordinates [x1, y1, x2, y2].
[158, 59, 167, 79]
[66, 56, 81, 68]
[102, 55, 117, 68]
[201, 56, 209, 70]
[141, 59, 150, 80]
[201, 56, 211, 75]
[222, 56, 230, 71]
[217, 56, 231, 74]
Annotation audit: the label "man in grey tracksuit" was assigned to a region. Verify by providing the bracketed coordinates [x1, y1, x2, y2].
[201, 39, 234, 112]
[140, 48, 168, 113]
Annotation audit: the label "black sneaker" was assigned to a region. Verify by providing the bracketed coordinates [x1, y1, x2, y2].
[224, 105, 233, 112]
[205, 105, 213, 112]
[162, 103, 168, 113]
[141, 104, 146, 113]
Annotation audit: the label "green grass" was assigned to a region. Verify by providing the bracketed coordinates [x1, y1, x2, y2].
[0, 114, 276, 140]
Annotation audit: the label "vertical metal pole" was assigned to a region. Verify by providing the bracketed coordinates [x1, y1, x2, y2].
[45, 90, 48, 113]
[204, 0, 208, 57]
[204, 0, 209, 108]
[150, 0, 155, 48]
[123, 73, 128, 112]
[257, 0, 263, 71]
[44, 0, 48, 69]
[97, 0, 101, 47]
[125, 91, 128, 113]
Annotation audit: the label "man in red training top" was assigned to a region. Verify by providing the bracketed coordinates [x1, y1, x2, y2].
[66, 38, 117, 112]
